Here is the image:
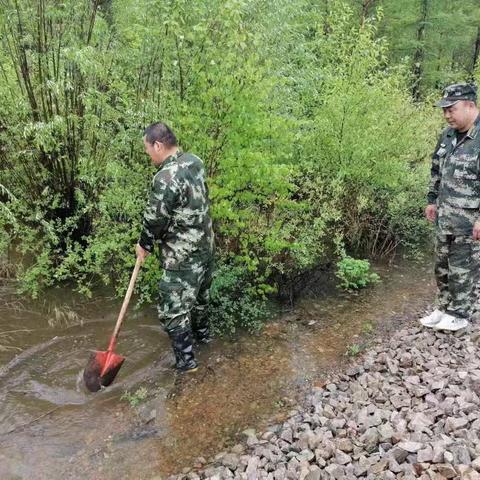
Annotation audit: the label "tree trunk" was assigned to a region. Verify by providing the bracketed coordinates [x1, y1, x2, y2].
[360, 0, 376, 27]
[471, 26, 480, 78]
[323, 0, 332, 35]
[411, 0, 428, 101]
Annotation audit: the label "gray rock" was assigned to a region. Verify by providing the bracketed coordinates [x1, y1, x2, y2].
[461, 469, 480, 480]
[398, 352, 413, 368]
[444, 450, 454, 463]
[231, 445, 245, 455]
[304, 470, 321, 480]
[431, 441, 447, 463]
[444, 416, 469, 433]
[368, 458, 388, 474]
[271, 463, 286, 478]
[298, 450, 314, 462]
[335, 450, 352, 465]
[336, 438, 354, 452]
[359, 427, 380, 452]
[390, 394, 411, 409]
[396, 441, 424, 453]
[388, 446, 409, 464]
[472, 456, 480, 471]
[431, 380, 446, 391]
[387, 457, 403, 473]
[242, 429, 256, 439]
[246, 457, 259, 478]
[324, 464, 345, 479]
[408, 412, 433, 431]
[450, 444, 471, 464]
[417, 446, 434, 463]
[377, 423, 394, 442]
[246, 435, 259, 447]
[222, 454, 240, 471]
[280, 428, 293, 444]
[436, 463, 458, 478]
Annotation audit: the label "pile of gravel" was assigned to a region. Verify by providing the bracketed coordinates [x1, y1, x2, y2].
[167, 323, 480, 480]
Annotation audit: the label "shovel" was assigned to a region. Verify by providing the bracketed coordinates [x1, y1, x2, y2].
[83, 256, 142, 392]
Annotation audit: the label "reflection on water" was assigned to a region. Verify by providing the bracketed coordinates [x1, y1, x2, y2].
[0, 258, 435, 479]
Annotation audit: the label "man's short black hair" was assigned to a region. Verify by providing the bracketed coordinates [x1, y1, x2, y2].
[144, 122, 177, 146]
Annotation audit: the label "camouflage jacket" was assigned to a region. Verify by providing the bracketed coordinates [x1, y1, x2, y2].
[427, 115, 480, 234]
[138, 151, 214, 270]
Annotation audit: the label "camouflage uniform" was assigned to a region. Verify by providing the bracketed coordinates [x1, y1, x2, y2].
[138, 151, 214, 366]
[428, 115, 480, 319]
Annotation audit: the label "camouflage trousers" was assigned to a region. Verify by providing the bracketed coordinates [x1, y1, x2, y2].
[157, 260, 214, 335]
[434, 233, 480, 319]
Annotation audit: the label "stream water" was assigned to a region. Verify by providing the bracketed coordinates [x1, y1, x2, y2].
[0, 258, 435, 479]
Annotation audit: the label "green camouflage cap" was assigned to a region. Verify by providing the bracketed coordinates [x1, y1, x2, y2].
[435, 83, 477, 108]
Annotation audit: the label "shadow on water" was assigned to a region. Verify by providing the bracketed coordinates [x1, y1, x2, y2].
[0, 257, 435, 479]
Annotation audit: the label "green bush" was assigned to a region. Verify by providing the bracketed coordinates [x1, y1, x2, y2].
[335, 256, 380, 290]
[0, 0, 436, 326]
[208, 263, 270, 335]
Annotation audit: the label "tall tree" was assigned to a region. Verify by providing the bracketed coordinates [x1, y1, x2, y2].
[411, 0, 428, 100]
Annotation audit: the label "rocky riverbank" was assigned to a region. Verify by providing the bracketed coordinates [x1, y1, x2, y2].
[167, 320, 480, 480]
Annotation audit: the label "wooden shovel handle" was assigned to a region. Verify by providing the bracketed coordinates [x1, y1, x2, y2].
[108, 256, 142, 351]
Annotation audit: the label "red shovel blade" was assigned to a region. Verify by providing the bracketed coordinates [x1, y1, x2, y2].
[83, 349, 126, 392]
[83, 257, 141, 392]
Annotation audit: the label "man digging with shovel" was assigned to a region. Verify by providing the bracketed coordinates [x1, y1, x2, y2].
[136, 122, 215, 372]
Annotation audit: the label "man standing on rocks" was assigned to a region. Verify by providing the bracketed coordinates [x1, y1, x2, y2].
[421, 83, 480, 331]
[136, 122, 215, 372]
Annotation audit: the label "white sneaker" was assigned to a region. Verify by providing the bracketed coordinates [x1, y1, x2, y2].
[434, 313, 469, 331]
[419, 309, 444, 327]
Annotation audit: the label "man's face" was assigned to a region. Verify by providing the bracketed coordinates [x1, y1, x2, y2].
[143, 136, 165, 166]
[442, 101, 474, 131]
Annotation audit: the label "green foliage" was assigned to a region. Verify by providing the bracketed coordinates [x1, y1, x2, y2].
[0, 0, 448, 333]
[362, 321, 374, 334]
[120, 387, 148, 408]
[276, 1, 434, 261]
[375, 0, 480, 98]
[346, 343, 362, 357]
[336, 256, 380, 290]
[208, 263, 270, 335]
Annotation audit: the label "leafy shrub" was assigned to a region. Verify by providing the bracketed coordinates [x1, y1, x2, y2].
[0, 0, 435, 325]
[335, 255, 380, 290]
[208, 263, 270, 335]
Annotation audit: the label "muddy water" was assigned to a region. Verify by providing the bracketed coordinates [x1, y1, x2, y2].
[0, 259, 435, 479]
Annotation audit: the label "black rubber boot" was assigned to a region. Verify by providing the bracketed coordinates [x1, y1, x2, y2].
[193, 326, 213, 345]
[169, 330, 198, 372]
